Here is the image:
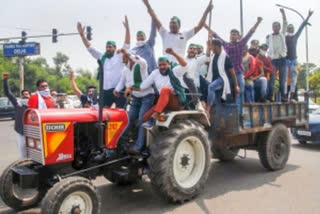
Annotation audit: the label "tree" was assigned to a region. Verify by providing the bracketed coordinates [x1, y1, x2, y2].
[52, 52, 70, 77]
[296, 63, 316, 90]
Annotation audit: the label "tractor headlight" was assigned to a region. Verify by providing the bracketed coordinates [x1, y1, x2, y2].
[27, 138, 35, 148]
[36, 140, 42, 150]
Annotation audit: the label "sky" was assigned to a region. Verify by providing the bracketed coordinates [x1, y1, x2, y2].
[0, 0, 319, 73]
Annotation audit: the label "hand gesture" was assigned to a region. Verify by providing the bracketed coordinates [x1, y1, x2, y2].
[165, 48, 175, 55]
[280, 8, 285, 14]
[113, 89, 120, 98]
[308, 9, 314, 18]
[142, 0, 149, 6]
[257, 17, 263, 23]
[205, 0, 214, 13]
[69, 70, 74, 80]
[2, 73, 9, 80]
[123, 15, 129, 29]
[77, 22, 85, 35]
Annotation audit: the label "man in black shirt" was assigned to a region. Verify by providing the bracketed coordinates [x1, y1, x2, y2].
[205, 39, 240, 118]
[3, 73, 31, 158]
[286, 10, 313, 102]
[70, 71, 97, 108]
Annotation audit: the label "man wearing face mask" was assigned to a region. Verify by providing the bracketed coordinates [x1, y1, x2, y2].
[28, 79, 56, 109]
[69, 70, 98, 108]
[3, 73, 31, 158]
[77, 16, 130, 108]
[130, 20, 157, 74]
[142, 0, 213, 63]
[285, 10, 313, 102]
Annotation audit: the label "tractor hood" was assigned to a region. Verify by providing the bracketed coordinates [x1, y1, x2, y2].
[26, 108, 128, 123]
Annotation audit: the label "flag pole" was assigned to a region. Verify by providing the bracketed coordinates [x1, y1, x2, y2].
[208, 0, 213, 41]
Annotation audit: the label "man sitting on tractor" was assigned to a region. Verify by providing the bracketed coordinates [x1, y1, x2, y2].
[113, 49, 155, 155]
[132, 48, 188, 129]
[28, 79, 56, 109]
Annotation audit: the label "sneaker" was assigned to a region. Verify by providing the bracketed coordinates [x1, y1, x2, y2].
[143, 118, 154, 130]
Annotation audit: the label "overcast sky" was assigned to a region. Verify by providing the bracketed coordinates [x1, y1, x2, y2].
[1, 0, 319, 73]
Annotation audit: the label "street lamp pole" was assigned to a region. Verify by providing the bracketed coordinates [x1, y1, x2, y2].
[276, 4, 310, 92]
[240, 0, 244, 35]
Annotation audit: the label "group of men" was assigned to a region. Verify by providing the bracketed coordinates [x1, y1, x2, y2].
[4, 0, 314, 156]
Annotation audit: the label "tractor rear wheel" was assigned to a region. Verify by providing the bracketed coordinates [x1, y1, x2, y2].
[148, 120, 211, 203]
[41, 176, 100, 214]
[0, 159, 45, 211]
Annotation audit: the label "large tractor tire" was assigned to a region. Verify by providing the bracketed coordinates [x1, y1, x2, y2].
[148, 120, 211, 203]
[258, 124, 291, 171]
[211, 143, 239, 162]
[0, 159, 46, 211]
[41, 176, 101, 214]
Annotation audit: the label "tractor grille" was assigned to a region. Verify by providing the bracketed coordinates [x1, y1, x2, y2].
[24, 125, 43, 164]
[26, 148, 43, 163]
[24, 125, 41, 139]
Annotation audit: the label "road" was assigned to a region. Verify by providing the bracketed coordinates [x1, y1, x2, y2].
[0, 119, 319, 214]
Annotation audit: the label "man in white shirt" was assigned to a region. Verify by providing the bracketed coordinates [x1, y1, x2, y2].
[266, 8, 288, 102]
[142, 0, 213, 63]
[77, 16, 130, 107]
[132, 48, 188, 129]
[114, 49, 155, 155]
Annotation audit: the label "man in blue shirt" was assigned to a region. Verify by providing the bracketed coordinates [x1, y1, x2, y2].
[130, 20, 157, 74]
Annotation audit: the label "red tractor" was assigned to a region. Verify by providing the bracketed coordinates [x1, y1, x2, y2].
[0, 61, 212, 214]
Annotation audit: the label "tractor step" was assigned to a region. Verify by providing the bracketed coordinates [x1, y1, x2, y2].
[11, 165, 39, 188]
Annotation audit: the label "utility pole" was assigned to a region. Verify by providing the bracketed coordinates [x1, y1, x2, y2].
[18, 57, 24, 91]
[240, 0, 244, 36]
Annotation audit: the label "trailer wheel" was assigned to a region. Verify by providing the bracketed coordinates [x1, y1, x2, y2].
[41, 177, 101, 214]
[0, 159, 45, 211]
[211, 144, 239, 162]
[258, 124, 291, 171]
[148, 120, 211, 203]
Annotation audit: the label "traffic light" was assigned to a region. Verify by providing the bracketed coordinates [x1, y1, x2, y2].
[21, 31, 27, 44]
[86, 26, 92, 41]
[52, 28, 58, 43]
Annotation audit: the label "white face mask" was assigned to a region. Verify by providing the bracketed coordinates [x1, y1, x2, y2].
[260, 50, 267, 56]
[287, 32, 294, 36]
[39, 88, 50, 97]
[136, 41, 146, 47]
[18, 99, 29, 106]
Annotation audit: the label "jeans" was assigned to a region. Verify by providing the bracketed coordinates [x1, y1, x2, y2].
[236, 72, 244, 104]
[207, 77, 224, 106]
[286, 59, 298, 93]
[127, 94, 155, 150]
[103, 88, 126, 108]
[245, 85, 254, 103]
[254, 77, 268, 101]
[267, 72, 275, 101]
[271, 58, 287, 99]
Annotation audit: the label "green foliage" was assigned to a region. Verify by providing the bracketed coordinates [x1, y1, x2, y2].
[297, 63, 317, 90]
[0, 50, 98, 97]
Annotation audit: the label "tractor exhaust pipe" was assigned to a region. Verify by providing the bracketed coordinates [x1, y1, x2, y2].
[97, 59, 105, 147]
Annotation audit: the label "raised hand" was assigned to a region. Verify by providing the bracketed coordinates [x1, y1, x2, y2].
[77, 22, 85, 35]
[165, 48, 175, 55]
[123, 15, 129, 29]
[142, 0, 149, 6]
[280, 8, 285, 14]
[308, 9, 314, 18]
[257, 17, 263, 23]
[205, 0, 214, 13]
[69, 70, 74, 80]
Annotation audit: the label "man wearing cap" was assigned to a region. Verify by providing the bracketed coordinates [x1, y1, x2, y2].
[142, 0, 213, 63]
[77, 16, 130, 108]
[114, 49, 155, 154]
[285, 10, 313, 102]
[205, 17, 263, 107]
[130, 20, 157, 74]
[132, 48, 188, 129]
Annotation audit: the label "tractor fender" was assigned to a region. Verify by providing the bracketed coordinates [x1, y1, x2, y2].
[156, 110, 211, 128]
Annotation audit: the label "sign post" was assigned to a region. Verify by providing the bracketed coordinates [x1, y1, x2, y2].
[3, 42, 40, 92]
